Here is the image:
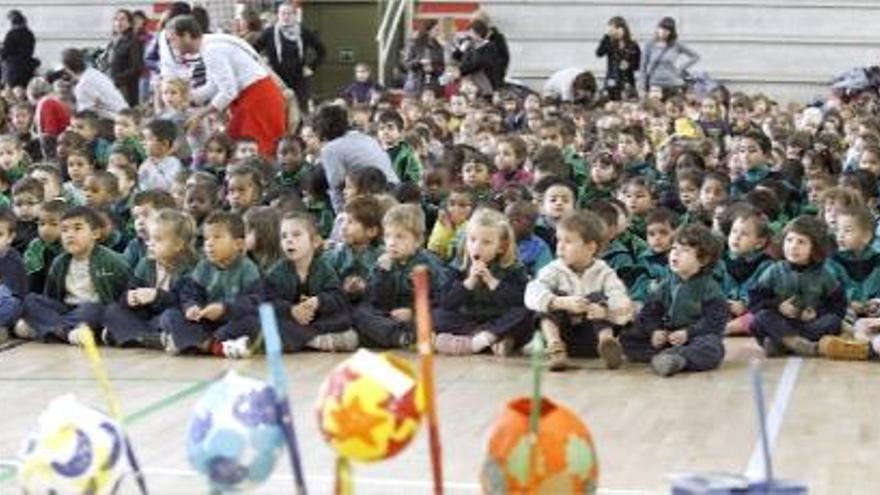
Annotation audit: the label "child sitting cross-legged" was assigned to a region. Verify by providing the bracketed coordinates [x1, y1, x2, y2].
[721, 207, 773, 336]
[0, 208, 27, 341]
[353, 204, 447, 348]
[525, 210, 633, 371]
[102, 209, 198, 348]
[159, 211, 262, 358]
[621, 224, 727, 377]
[24, 199, 66, 294]
[817, 206, 880, 361]
[321, 195, 384, 303]
[749, 216, 846, 358]
[264, 211, 355, 352]
[432, 208, 533, 356]
[16, 206, 130, 344]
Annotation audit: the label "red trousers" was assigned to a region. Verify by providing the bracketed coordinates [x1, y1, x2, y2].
[227, 77, 286, 158]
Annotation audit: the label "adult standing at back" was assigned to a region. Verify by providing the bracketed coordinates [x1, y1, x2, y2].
[254, 3, 325, 112]
[640, 17, 699, 99]
[596, 16, 640, 101]
[451, 20, 502, 97]
[103, 9, 143, 106]
[402, 19, 444, 98]
[472, 10, 509, 83]
[1, 10, 38, 92]
[167, 15, 286, 159]
[313, 104, 399, 212]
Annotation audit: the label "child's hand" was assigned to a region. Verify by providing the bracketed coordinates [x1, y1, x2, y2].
[585, 303, 607, 320]
[377, 254, 393, 271]
[199, 303, 225, 322]
[343, 276, 366, 295]
[778, 297, 800, 319]
[854, 317, 880, 337]
[800, 307, 817, 322]
[651, 329, 668, 349]
[850, 301, 866, 315]
[867, 299, 880, 316]
[728, 300, 747, 317]
[291, 303, 315, 326]
[438, 210, 453, 229]
[553, 296, 589, 314]
[474, 261, 500, 290]
[185, 306, 202, 321]
[668, 329, 689, 346]
[390, 307, 413, 322]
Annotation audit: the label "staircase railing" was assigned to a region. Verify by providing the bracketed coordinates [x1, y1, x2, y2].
[376, 0, 413, 86]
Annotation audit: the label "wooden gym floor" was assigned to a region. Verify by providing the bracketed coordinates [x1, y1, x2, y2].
[0, 338, 877, 494]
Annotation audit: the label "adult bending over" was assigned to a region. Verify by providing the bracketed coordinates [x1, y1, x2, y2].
[640, 17, 699, 98]
[61, 48, 128, 121]
[313, 104, 399, 212]
[167, 15, 287, 159]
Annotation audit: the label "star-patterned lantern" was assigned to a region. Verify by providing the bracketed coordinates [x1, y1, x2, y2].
[316, 349, 424, 463]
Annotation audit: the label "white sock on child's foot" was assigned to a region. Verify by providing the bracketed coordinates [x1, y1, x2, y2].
[471, 331, 497, 353]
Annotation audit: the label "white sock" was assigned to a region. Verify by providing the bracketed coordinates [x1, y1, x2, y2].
[471, 331, 497, 353]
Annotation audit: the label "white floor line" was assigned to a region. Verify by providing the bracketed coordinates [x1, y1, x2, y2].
[132, 467, 654, 494]
[745, 357, 802, 480]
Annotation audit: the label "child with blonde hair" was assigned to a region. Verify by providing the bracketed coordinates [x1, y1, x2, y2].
[432, 208, 532, 355]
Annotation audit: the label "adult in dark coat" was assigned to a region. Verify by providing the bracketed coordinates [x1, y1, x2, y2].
[253, 3, 325, 111]
[1, 10, 38, 90]
[473, 10, 509, 81]
[104, 9, 143, 106]
[402, 19, 445, 98]
[595, 16, 641, 100]
[451, 20, 502, 95]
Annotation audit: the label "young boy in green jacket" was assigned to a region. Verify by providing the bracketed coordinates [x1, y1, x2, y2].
[16, 206, 130, 344]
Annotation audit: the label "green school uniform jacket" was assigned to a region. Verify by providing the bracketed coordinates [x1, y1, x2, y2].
[367, 249, 447, 311]
[719, 249, 774, 303]
[388, 141, 423, 184]
[577, 181, 614, 207]
[747, 260, 846, 318]
[180, 255, 262, 319]
[264, 256, 348, 317]
[124, 257, 196, 310]
[321, 242, 382, 282]
[637, 270, 727, 337]
[563, 147, 588, 187]
[304, 197, 334, 239]
[826, 245, 880, 305]
[630, 249, 670, 303]
[44, 245, 131, 304]
[603, 231, 648, 288]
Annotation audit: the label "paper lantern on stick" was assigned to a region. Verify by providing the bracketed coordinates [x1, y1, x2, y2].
[481, 397, 599, 494]
[186, 370, 285, 492]
[19, 395, 130, 495]
[316, 349, 424, 463]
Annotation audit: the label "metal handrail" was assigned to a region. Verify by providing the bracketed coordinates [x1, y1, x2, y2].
[376, 0, 412, 85]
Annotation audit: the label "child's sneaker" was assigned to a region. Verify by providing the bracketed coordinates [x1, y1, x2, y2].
[651, 352, 687, 377]
[433, 333, 473, 355]
[13, 319, 35, 339]
[597, 335, 624, 369]
[100, 327, 115, 346]
[490, 337, 515, 357]
[818, 335, 870, 361]
[470, 330, 497, 353]
[546, 340, 570, 372]
[161, 332, 180, 355]
[220, 336, 252, 359]
[762, 338, 785, 358]
[781, 335, 818, 357]
[67, 327, 92, 346]
[309, 329, 360, 352]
